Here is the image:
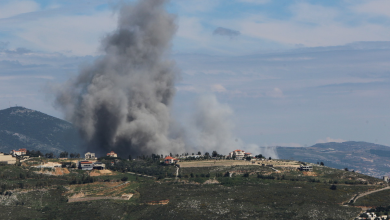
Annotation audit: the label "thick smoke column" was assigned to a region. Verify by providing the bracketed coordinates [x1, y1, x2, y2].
[55, 0, 184, 156]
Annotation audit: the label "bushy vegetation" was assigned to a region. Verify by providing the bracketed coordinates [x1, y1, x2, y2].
[354, 189, 390, 207]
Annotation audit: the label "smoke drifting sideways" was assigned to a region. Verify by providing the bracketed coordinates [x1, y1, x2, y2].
[54, 0, 185, 156]
[187, 95, 279, 158]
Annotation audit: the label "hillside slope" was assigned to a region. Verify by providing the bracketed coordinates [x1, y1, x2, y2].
[0, 106, 84, 154]
[277, 141, 390, 178]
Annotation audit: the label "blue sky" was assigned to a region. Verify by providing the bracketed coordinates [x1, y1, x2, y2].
[1, 0, 390, 150]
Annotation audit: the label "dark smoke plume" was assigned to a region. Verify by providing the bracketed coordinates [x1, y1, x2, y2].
[55, 0, 184, 156]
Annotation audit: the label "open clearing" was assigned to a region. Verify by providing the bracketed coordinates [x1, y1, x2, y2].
[177, 159, 300, 168]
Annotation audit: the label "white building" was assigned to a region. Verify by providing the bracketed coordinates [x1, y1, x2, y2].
[228, 150, 246, 160]
[85, 152, 96, 160]
[10, 148, 27, 156]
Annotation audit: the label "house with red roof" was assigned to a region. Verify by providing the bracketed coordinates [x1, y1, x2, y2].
[164, 156, 179, 164]
[107, 151, 118, 157]
[10, 148, 27, 156]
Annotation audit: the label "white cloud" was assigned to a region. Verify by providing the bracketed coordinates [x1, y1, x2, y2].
[0, 0, 40, 19]
[238, 2, 390, 47]
[316, 137, 346, 144]
[211, 84, 227, 93]
[238, 0, 270, 4]
[173, 0, 221, 13]
[176, 85, 197, 92]
[271, 143, 303, 147]
[352, 0, 390, 18]
[266, 87, 283, 98]
[0, 4, 117, 56]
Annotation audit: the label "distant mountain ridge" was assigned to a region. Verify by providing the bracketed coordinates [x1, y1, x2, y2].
[277, 141, 390, 178]
[0, 106, 84, 154]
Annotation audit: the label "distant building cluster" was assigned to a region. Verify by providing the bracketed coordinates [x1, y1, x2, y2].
[228, 149, 252, 160]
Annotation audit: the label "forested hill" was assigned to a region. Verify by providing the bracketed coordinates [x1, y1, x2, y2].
[277, 141, 390, 178]
[0, 106, 84, 154]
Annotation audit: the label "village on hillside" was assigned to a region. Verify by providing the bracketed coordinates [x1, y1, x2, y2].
[0, 146, 389, 219]
[0, 148, 316, 173]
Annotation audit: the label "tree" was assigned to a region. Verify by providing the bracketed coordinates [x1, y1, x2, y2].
[197, 151, 201, 155]
[70, 153, 75, 158]
[320, 162, 324, 166]
[192, 153, 194, 155]
[59, 151, 68, 158]
[246, 156, 251, 161]
[344, 168, 349, 171]
[212, 151, 218, 158]
[268, 157, 272, 160]
[76, 153, 80, 158]
[204, 152, 210, 158]
[128, 155, 132, 160]
[45, 152, 54, 158]
[330, 184, 337, 190]
[232, 155, 236, 160]
[255, 154, 263, 158]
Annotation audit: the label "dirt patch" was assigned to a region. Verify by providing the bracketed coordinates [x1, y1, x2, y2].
[70, 192, 85, 198]
[203, 179, 220, 184]
[54, 168, 70, 175]
[89, 170, 113, 176]
[302, 172, 317, 176]
[34, 168, 70, 176]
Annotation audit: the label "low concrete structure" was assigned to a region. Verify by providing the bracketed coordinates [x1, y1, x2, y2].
[79, 161, 93, 170]
[93, 162, 106, 170]
[0, 153, 16, 165]
[299, 165, 313, 171]
[121, 194, 133, 200]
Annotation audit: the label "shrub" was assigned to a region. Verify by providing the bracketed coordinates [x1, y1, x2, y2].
[121, 177, 128, 181]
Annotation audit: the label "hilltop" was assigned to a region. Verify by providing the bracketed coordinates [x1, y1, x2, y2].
[277, 141, 390, 178]
[0, 106, 84, 154]
[0, 156, 388, 219]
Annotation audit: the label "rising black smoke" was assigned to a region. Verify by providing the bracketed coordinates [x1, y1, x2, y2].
[55, 0, 184, 156]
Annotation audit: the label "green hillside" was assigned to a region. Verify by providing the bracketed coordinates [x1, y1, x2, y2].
[0, 106, 84, 154]
[277, 141, 390, 178]
[0, 158, 387, 220]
